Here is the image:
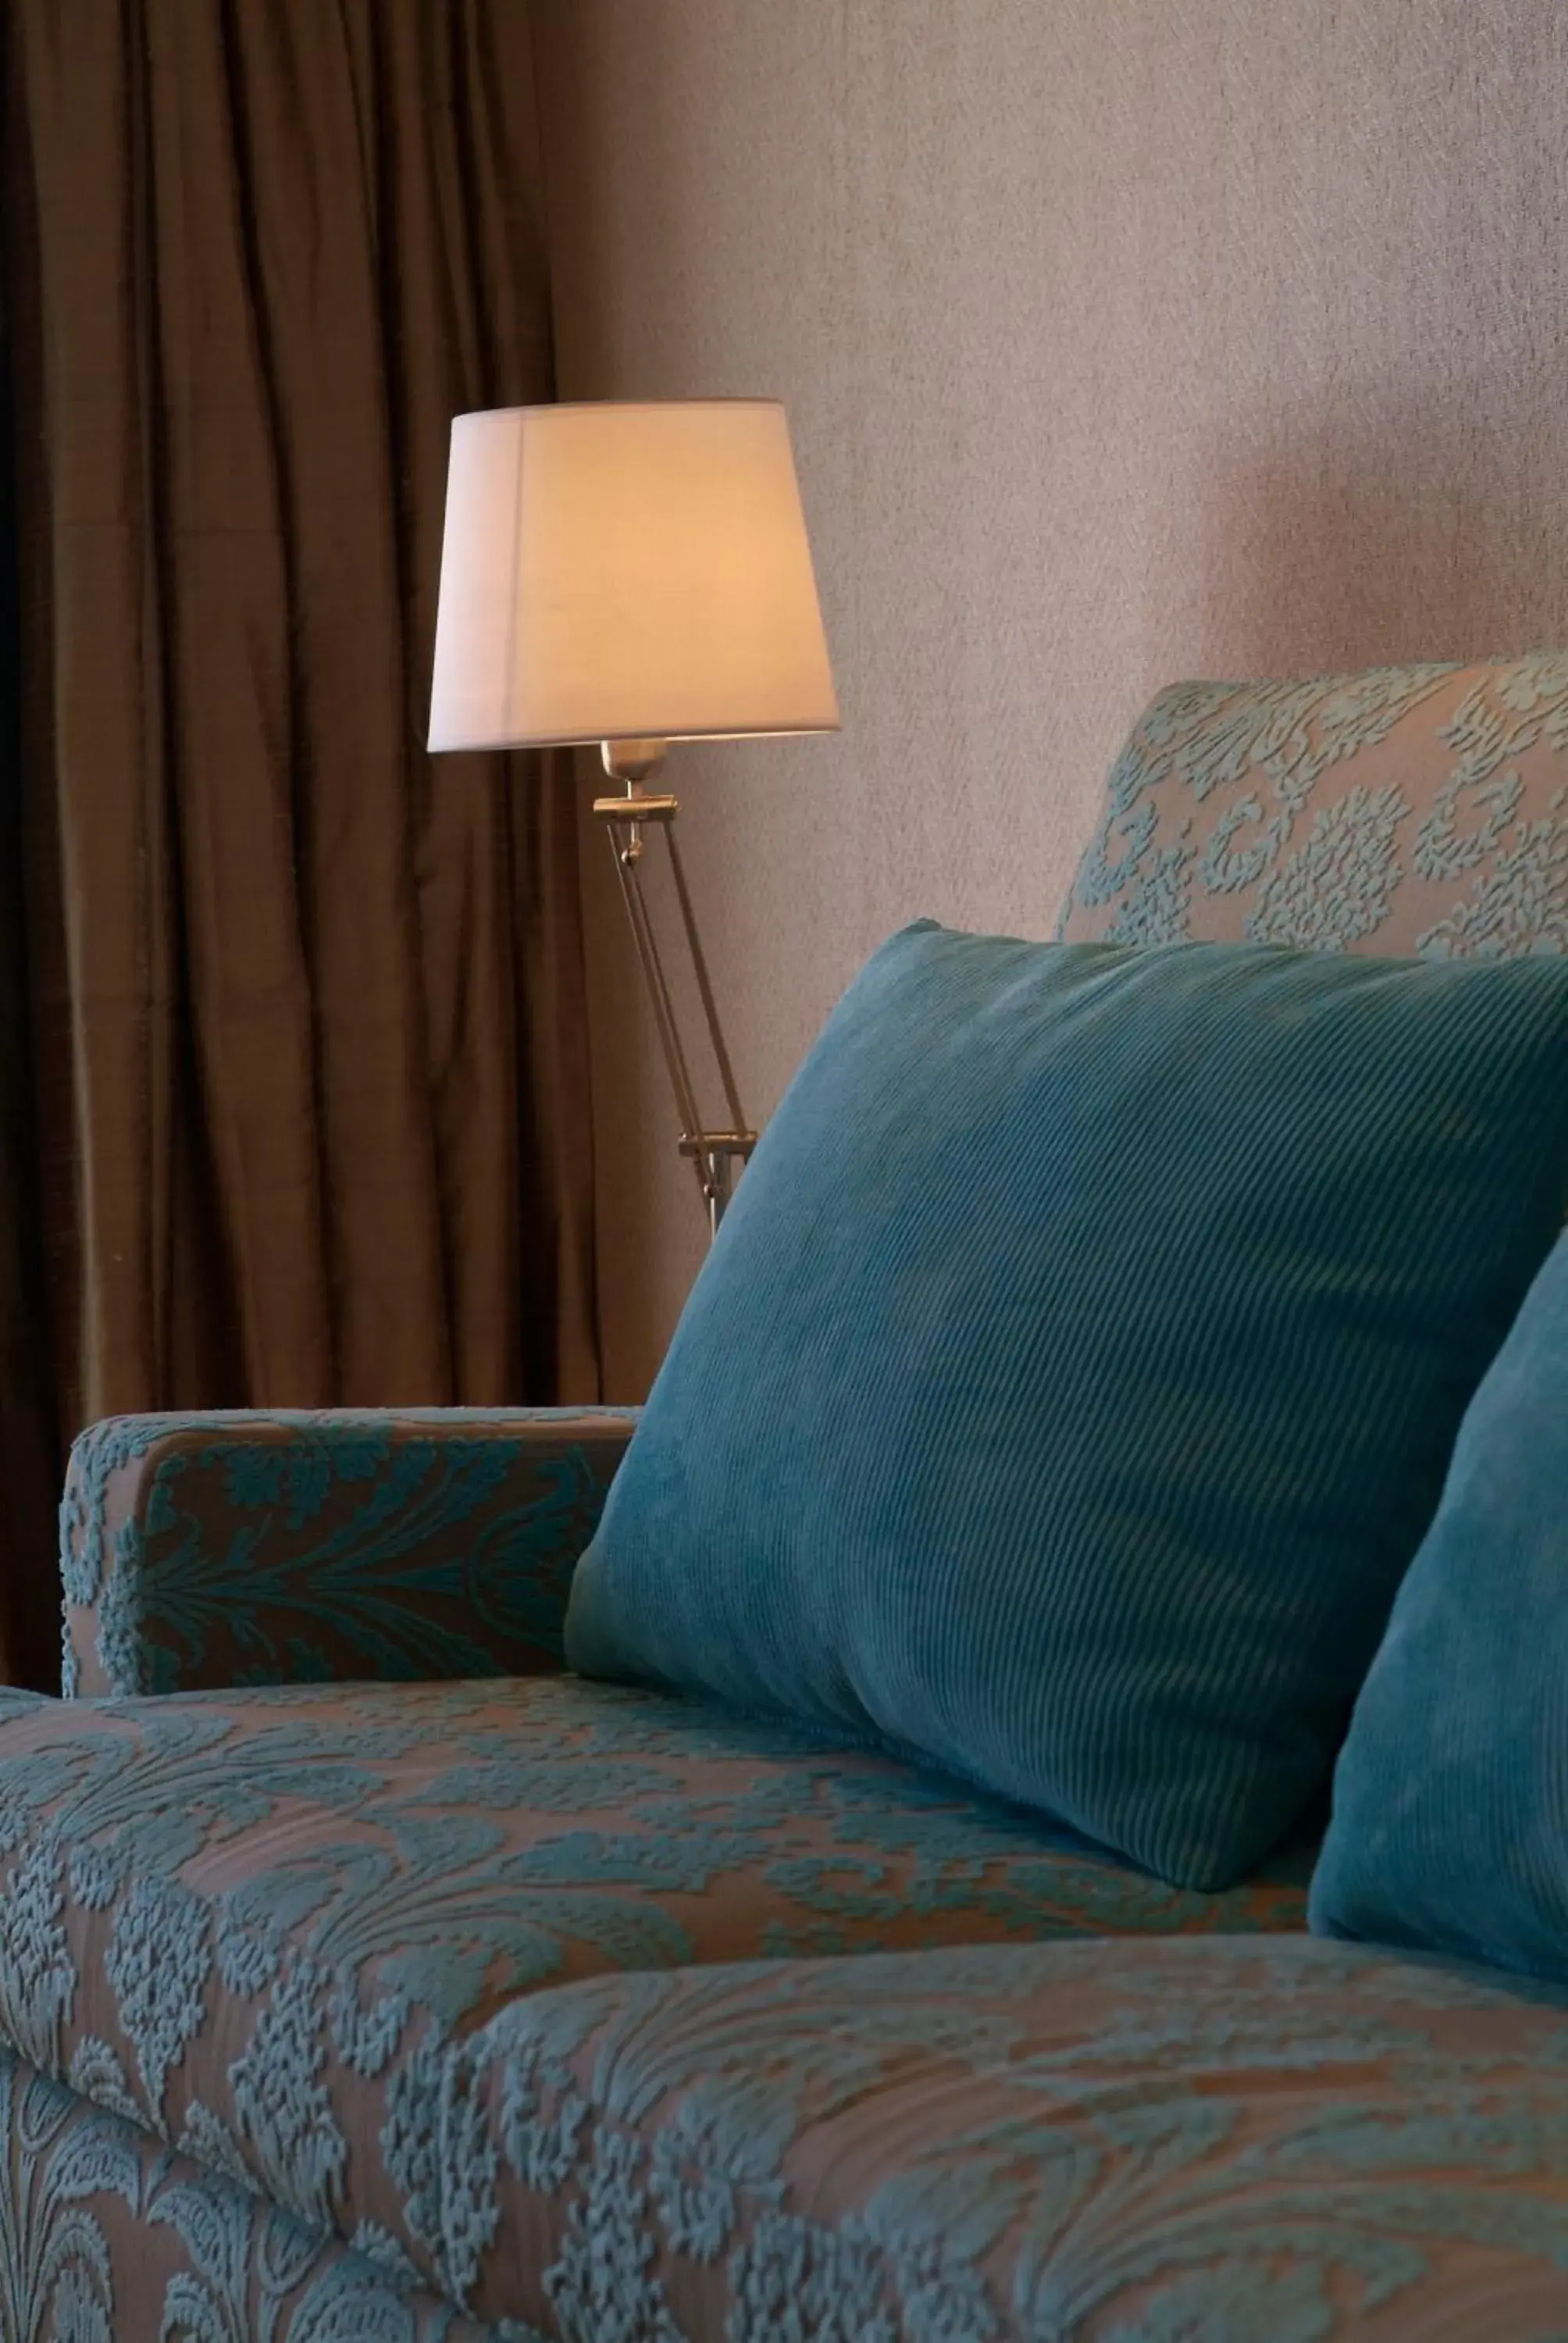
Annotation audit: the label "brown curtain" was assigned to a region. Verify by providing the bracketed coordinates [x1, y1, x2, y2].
[0, 0, 599, 1687]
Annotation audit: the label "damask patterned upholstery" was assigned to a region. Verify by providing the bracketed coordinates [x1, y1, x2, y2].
[0, 1673, 1313, 2334]
[59, 1407, 638, 1698]
[0, 2044, 491, 2343]
[416, 1935, 1568, 2338]
[9, 1932, 1568, 2339]
[1059, 651, 1568, 956]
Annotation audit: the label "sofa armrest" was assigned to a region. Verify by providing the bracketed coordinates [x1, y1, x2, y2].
[59, 1407, 639, 1697]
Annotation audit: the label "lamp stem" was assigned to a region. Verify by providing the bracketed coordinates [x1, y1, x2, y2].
[664, 822, 748, 1138]
[595, 743, 757, 1236]
[606, 801, 708, 1154]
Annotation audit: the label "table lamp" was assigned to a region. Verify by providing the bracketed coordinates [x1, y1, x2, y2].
[427, 398, 839, 1235]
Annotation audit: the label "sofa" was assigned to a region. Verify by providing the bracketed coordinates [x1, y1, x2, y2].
[6, 652, 1568, 2342]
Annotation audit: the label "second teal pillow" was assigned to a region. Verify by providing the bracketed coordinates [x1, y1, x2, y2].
[567, 925, 1568, 1889]
[1310, 1228, 1568, 1975]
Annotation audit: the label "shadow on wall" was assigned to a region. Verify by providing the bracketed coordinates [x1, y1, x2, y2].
[1178, 400, 1568, 680]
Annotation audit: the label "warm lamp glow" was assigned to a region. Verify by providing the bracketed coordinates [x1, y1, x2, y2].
[427, 399, 839, 752]
[426, 398, 840, 1239]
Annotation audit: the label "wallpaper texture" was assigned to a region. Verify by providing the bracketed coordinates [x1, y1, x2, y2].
[533, 0, 1568, 1394]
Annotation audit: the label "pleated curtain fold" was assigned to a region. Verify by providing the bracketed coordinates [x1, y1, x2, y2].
[0, 0, 598, 1686]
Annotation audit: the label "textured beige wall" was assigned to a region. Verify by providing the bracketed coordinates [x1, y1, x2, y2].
[533, 0, 1568, 1399]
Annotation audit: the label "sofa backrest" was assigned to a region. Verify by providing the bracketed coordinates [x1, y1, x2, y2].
[1059, 651, 1568, 960]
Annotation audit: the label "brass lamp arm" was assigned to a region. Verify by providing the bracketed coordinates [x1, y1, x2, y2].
[595, 739, 757, 1238]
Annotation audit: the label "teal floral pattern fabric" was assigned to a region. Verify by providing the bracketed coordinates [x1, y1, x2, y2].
[1059, 651, 1568, 958]
[59, 1410, 638, 1699]
[0, 2041, 500, 2342]
[12, 1924, 1568, 2339]
[0, 1677, 1310, 2313]
[429, 1935, 1568, 2338]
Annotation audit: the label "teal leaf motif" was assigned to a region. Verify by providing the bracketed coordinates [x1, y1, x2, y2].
[158, 2269, 243, 2343]
[129, 1437, 615, 1693]
[0, 2060, 119, 2343]
[543, 2127, 682, 2343]
[226, 1960, 349, 2231]
[1053, 654, 1568, 969]
[1103, 844, 1192, 946]
[105, 1874, 213, 2125]
[726, 2210, 899, 2343]
[41, 2257, 115, 2343]
[647, 2083, 789, 2262]
[1199, 796, 1292, 895]
[378, 2026, 449, 2271]
[1417, 816, 1568, 959]
[60, 1412, 634, 1697]
[64, 2041, 146, 2138]
[345, 2220, 422, 2291]
[1247, 786, 1408, 949]
[0, 1838, 76, 2074]
[285, 2256, 419, 2343]
[149, 2173, 255, 2301]
[424, 2049, 497, 2309]
[176, 2101, 257, 2196]
[218, 1429, 391, 1529]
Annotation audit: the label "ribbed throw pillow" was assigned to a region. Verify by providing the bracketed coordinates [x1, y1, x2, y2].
[566, 925, 1568, 1890]
[1310, 1229, 1568, 1975]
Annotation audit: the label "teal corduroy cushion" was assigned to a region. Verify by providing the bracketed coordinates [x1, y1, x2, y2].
[566, 925, 1568, 1890]
[1310, 1229, 1568, 1973]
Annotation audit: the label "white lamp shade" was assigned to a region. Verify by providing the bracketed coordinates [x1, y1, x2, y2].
[427, 399, 840, 752]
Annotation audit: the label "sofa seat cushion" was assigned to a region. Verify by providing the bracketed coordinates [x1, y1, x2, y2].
[0, 1675, 1306, 2277]
[238, 1935, 1568, 2335]
[429, 1935, 1568, 2338]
